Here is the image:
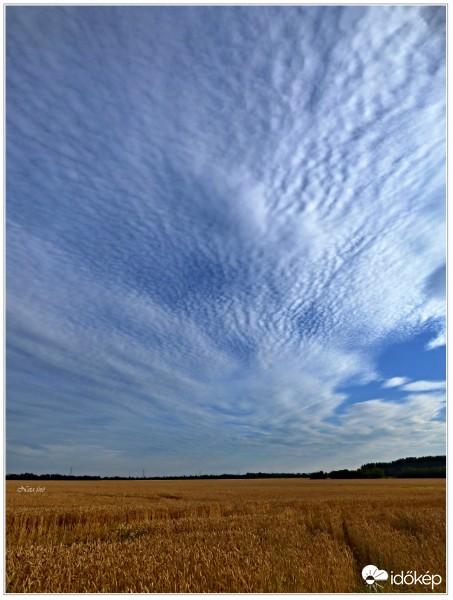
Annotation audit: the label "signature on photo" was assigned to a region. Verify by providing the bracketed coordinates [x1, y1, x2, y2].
[17, 485, 46, 493]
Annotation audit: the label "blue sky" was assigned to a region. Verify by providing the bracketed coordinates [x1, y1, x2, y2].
[6, 6, 446, 476]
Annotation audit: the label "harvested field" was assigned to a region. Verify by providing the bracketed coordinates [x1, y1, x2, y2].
[5, 478, 446, 593]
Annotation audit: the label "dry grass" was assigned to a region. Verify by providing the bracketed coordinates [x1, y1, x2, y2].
[6, 478, 445, 593]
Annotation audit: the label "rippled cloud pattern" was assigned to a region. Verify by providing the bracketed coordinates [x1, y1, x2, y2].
[7, 6, 446, 475]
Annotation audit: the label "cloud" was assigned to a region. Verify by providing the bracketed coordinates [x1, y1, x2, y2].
[401, 380, 446, 393]
[337, 393, 445, 435]
[382, 377, 410, 388]
[426, 331, 446, 350]
[6, 6, 445, 474]
[321, 392, 446, 468]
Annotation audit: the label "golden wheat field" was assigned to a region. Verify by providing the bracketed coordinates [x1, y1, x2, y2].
[5, 478, 445, 593]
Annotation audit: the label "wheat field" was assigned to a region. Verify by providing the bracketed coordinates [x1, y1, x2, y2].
[5, 478, 445, 593]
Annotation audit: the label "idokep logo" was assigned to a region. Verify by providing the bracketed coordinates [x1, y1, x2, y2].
[390, 570, 442, 590]
[362, 564, 443, 591]
[361, 565, 388, 590]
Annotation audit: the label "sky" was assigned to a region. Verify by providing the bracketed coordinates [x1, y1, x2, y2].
[6, 6, 446, 476]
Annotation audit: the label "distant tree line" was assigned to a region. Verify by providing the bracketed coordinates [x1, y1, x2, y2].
[397, 466, 446, 478]
[6, 455, 445, 481]
[361, 455, 446, 476]
[310, 467, 386, 479]
[5, 472, 312, 481]
[309, 455, 446, 479]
